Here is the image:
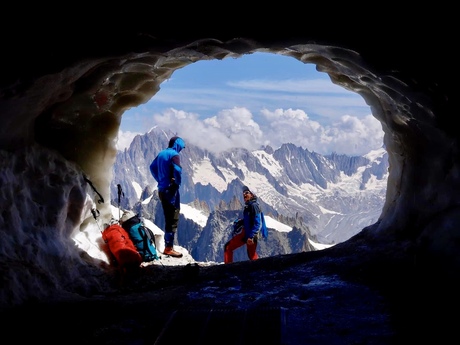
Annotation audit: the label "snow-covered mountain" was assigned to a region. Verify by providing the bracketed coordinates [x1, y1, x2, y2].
[110, 127, 388, 262]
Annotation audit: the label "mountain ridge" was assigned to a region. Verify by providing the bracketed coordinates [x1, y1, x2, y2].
[111, 127, 388, 261]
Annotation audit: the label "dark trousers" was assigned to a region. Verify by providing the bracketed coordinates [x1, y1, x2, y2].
[159, 191, 180, 247]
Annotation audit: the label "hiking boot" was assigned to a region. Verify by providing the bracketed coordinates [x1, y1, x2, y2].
[163, 246, 183, 258]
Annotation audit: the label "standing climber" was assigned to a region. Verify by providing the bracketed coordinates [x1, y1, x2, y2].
[224, 185, 263, 264]
[150, 136, 186, 258]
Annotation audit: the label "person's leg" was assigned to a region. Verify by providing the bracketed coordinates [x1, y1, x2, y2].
[161, 197, 182, 257]
[164, 207, 180, 245]
[161, 199, 175, 245]
[246, 238, 259, 261]
[224, 231, 245, 264]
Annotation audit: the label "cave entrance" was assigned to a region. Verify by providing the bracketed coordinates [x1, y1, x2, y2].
[113, 52, 386, 249]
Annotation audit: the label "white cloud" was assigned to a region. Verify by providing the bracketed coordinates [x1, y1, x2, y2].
[117, 107, 383, 156]
[116, 130, 139, 151]
[118, 53, 381, 155]
[150, 107, 264, 154]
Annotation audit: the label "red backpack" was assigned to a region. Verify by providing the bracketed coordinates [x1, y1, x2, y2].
[102, 223, 142, 268]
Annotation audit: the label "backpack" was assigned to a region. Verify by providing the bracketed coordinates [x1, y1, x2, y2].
[102, 222, 143, 267]
[120, 212, 160, 262]
[260, 212, 268, 239]
[249, 201, 268, 239]
[231, 213, 268, 239]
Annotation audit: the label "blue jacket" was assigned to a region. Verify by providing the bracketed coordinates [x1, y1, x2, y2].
[243, 197, 263, 240]
[150, 137, 185, 192]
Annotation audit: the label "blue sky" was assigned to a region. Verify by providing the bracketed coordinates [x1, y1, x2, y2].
[118, 52, 383, 156]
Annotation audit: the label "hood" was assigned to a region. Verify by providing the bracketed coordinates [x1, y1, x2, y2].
[168, 136, 186, 153]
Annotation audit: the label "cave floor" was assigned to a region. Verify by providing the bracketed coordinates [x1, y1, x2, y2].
[3, 239, 458, 344]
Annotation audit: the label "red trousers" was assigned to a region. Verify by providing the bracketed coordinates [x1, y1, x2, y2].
[224, 229, 258, 264]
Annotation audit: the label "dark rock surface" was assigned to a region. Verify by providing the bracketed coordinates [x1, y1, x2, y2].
[4, 234, 457, 344]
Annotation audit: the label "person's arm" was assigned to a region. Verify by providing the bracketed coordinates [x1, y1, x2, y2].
[149, 156, 159, 182]
[171, 155, 182, 186]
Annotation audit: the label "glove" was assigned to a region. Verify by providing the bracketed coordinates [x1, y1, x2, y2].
[233, 219, 243, 234]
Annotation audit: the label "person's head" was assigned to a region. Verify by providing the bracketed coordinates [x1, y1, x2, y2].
[168, 136, 186, 153]
[242, 185, 255, 201]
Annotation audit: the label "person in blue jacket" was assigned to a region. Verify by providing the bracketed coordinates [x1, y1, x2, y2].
[224, 185, 262, 264]
[150, 136, 186, 258]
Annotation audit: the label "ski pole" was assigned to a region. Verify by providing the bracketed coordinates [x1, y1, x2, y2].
[117, 184, 124, 221]
[91, 208, 103, 236]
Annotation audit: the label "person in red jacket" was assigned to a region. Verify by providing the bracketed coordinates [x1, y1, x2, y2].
[224, 185, 263, 264]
